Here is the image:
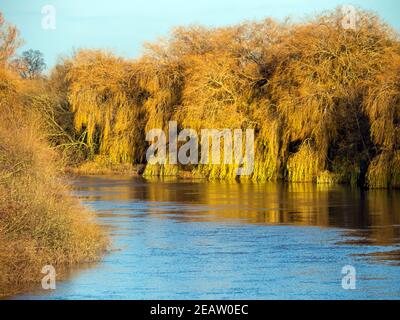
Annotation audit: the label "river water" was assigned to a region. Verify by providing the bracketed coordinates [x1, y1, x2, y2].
[15, 176, 400, 299]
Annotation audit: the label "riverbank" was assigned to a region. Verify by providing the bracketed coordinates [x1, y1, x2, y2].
[66, 159, 203, 180]
[65, 161, 365, 187]
[0, 85, 108, 297]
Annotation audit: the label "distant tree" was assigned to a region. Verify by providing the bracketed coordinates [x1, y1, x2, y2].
[14, 49, 46, 79]
[0, 12, 22, 67]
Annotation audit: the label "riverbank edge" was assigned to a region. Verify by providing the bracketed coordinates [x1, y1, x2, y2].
[65, 162, 366, 187]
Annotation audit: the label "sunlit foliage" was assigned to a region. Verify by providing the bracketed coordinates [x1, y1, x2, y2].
[47, 8, 400, 188]
[66, 50, 147, 163]
[0, 14, 106, 296]
[0, 12, 21, 68]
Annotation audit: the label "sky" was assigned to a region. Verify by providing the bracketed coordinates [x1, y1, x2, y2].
[1, 0, 399, 68]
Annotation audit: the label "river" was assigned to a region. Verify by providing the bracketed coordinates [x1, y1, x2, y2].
[14, 176, 400, 299]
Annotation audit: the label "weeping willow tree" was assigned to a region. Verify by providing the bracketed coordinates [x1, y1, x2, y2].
[135, 40, 185, 176]
[364, 41, 400, 188]
[67, 50, 147, 164]
[59, 8, 400, 188]
[267, 9, 398, 185]
[168, 21, 286, 181]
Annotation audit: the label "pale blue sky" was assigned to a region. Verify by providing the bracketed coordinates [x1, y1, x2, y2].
[1, 0, 399, 68]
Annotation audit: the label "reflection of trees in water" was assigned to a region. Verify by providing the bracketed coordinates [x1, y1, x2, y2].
[342, 190, 400, 247]
[76, 176, 400, 246]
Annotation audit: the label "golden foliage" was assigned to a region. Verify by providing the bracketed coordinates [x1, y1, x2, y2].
[0, 17, 107, 295]
[0, 113, 107, 296]
[44, 8, 400, 188]
[66, 50, 146, 163]
[0, 12, 22, 68]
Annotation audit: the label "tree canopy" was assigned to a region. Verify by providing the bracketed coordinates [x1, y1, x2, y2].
[3, 8, 400, 188]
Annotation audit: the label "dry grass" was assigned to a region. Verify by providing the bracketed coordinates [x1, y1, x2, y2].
[0, 84, 107, 297]
[0, 13, 107, 298]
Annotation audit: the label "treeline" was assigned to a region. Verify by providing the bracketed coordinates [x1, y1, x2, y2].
[20, 9, 400, 188]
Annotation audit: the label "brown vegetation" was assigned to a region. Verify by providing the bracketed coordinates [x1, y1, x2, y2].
[0, 14, 106, 297]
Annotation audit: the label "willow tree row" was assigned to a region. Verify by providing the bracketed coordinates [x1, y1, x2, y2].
[57, 9, 400, 188]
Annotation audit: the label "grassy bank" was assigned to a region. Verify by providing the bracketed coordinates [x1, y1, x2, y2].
[0, 108, 107, 297]
[0, 22, 107, 296]
[66, 156, 142, 176]
[0, 102, 108, 296]
[66, 159, 203, 180]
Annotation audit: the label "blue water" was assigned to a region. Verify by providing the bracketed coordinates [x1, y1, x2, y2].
[15, 176, 400, 299]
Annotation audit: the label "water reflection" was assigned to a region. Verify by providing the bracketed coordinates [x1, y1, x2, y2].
[76, 176, 400, 248]
[14, 175, 400, 299]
